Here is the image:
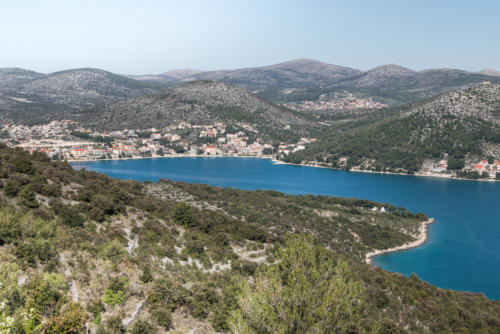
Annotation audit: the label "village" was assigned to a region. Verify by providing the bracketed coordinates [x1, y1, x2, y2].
[1, 120, 315, 161]
[283, 95, 387, 111]
[337, 156, 500, 180]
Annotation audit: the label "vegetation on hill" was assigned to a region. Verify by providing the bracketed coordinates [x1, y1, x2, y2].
[0, 68, 166, 125]
[131, 59, 500, 106]
[0, 145, 498, 332]
[286, 84, 500, 172]
[3, 60, 500, 127]
[70, 80, 327, 142]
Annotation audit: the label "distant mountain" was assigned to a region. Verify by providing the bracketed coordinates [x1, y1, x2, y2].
[186, 59, 362, 88]
[478, 69, 500, 77]
[3, 60, 500, 125]
[134, 59, 500, 105]
[0, 68, 46, 87]
[128, 68, 202, 82]
[160, 68, 202, 79]
[0, 68, 165, 124]
[286, 83, 500, 172]
[70, 80, 323, 140]
[321, 66, 500, 105]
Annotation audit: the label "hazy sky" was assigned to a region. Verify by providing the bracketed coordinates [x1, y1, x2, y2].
[1, 0, 499, 74]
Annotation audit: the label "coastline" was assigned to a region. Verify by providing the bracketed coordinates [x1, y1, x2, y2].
[365, 218, 434, 265]
[67, 154, 274, 163]
[272, 160, 500, 183]
[69, 155, 499, 183]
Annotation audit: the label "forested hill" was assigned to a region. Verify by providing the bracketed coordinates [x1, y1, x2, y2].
[286, 83, 500, 172]
[69, 80, 325, 141]
[0, 145, 499, 333]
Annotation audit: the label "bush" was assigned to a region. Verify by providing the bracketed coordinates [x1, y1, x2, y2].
[19, 185, 39, 208]
[59, 206, 84, 227]
[140, 266, 153, 283]
[230, 235, 365, 333]
[151, 308, 172, 330]
[45, 302, 87, 334]
[102, 239, 126, 261]
[12, 153, 33, 174]
[173, 202, 193, 226]
[130, 319, 157, 334]
[103, 289, 126, 306]
[3, 179, 19, 197]
[103, 276, 129, 306]
[105, 315, 125, 334]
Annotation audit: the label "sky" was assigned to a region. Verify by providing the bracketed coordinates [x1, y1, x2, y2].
[0, 0, 499, 74]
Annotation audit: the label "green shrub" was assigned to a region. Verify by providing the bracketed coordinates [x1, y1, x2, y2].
[130, 319, 157, 334]
[12, 153, 33, 174]
[173, 202, 193, 226]
[19, 185, 39, 208]
[45, 302, 87, 334]
[140, 266, 153, 283]
[151, 308, 172, 330]
[105, 315, 125, 334]
[3, 179, 19, 197]
[102, 239, 126, 261]
[103, 289, 126, 306]
[59, 205, 84, 227]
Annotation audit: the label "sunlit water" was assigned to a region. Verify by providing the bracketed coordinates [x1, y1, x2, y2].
[72, 157, 500, 299]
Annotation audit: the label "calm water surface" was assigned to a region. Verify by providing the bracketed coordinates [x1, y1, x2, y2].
[71, 157, 500, 299]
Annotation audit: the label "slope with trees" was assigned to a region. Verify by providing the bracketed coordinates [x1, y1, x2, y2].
[286, 84, 500, 173]
[0, 145, 498, 332]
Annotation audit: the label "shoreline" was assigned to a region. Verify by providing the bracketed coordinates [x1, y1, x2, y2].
[69, 155, 499, 183]
[273, 160, 500, 183]
[365, 218, 434, 265]
[67, 154, 274, 163]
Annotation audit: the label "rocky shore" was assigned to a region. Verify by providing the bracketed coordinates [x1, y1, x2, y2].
[365, 218, 435, 264]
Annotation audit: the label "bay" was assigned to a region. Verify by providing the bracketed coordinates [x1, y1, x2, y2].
[71, 157, 500, 299]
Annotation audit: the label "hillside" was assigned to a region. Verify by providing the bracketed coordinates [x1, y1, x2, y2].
[0, 145, 499, 333]
[0, 68, 164, 124]
[70, 80, 325, 141]
[285, 84, 500, 172]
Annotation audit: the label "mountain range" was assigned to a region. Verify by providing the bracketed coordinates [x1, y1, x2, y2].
[129, 59, 500, 105]
[2, 59, 500, 125]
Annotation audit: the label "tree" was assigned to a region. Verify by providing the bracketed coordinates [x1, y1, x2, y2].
[3, 179, 19, 197]
[262, 148, 273, 155]
[447, 157, 465, 170]
[173, 202, 193, 226]
[230, 234, 365, 334]
[19, 185, 39, 208]
[12, 154, 33, 174]
[59, 206, 84, 227]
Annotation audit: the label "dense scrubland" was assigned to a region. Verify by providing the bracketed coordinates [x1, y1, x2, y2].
[0, 145, 498, 333]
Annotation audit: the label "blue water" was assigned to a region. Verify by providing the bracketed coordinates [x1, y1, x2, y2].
[71, 157, 500, 299]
